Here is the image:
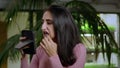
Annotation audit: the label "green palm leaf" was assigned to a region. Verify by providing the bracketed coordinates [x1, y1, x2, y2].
[65, 0, 118, 65]
[0, 34, 20, 67]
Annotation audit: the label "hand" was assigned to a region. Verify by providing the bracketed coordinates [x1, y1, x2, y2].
[19, 36, 28, 58]
[20, 49, 27, 59]
[19, 36, 27, 41]
[40, 35, 57, 57]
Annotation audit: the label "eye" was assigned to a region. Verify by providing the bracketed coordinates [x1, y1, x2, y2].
[47, 20, 53, 25]
[47, 21, 53, 25]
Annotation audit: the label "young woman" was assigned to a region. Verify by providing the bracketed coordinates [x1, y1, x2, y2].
[21, 5, 86, 68]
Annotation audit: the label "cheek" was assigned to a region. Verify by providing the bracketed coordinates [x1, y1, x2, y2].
[49, 27, 55, 39]
[52, 30, 55, 38]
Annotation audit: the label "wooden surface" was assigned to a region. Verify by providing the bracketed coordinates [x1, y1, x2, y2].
[0, 21, 7, 68]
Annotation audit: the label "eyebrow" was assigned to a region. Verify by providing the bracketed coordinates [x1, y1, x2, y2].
[46, 19, 53, 21]
[42, 19, 53, 22]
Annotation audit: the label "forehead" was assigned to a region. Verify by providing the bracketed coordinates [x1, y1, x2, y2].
[42, 11, 53, 20]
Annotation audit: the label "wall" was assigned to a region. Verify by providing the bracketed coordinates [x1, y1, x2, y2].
[7, 12, 29, 68]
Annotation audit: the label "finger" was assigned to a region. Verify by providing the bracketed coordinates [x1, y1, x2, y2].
[40, 42, 49, 55]
[20, 37, 27, 41]
[46, 35, 52, 42]
[44, 36, 50, 43]
[22, 46, 29, 49]
[40, 42, 46, 49]
[42, 39, 48, 47]
[19, 49, 25, 56]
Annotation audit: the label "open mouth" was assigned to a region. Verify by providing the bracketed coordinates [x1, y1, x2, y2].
[43, 31, 49, 37]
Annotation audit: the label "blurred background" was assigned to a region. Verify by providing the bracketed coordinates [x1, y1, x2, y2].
[0, 0, 120, 68]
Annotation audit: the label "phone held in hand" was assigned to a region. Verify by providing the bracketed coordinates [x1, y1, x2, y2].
[15, 30, 36, 54]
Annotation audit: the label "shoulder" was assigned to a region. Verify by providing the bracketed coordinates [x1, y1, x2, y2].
[74, 43, 86, 51]
[73, 43, 86, 57]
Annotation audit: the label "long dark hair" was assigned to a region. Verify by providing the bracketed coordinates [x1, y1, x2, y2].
[45, 5, 81, 67]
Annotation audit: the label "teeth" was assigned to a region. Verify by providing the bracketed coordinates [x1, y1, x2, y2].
[43, 31, 49, 35]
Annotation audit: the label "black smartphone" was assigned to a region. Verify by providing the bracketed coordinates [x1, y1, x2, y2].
[15, 30, 36, 54]
[21, 30, 34, 40]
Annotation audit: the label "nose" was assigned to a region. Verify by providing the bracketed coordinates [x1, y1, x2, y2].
[41, 22, 47, 30]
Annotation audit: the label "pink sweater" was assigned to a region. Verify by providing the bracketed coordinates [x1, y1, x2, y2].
[21, 43, 86, 68]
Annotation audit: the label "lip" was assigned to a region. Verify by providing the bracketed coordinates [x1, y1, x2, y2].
[43, 31, 49, 37]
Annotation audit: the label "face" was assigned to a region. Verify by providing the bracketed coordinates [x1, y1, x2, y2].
[41, 11, 55, 39]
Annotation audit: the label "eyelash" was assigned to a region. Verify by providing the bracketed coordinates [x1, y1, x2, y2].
[47, 22, 52, 25]
[41, 19, 53, 25]
[41, 21, 52, 25]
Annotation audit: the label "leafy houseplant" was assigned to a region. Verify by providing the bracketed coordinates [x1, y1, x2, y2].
[0, 0, 119, 67]
[65, 1, 118, 64]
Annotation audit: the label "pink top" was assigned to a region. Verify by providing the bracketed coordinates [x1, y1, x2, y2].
[21, 43, 86, 68]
